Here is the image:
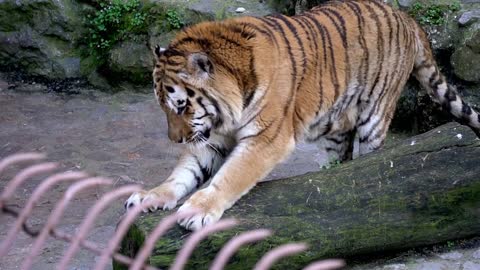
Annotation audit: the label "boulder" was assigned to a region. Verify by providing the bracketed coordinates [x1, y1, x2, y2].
[0, 0, 86, 79]
[105, 40, 154, 85]
[451, 23, 480, 83]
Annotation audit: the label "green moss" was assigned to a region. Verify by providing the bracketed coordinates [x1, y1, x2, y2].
[408, 1, 461, 26]
[113, 223, 145, 269]
[83, 0, 149, 65]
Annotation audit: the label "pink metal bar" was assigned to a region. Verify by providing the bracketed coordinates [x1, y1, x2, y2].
[0, 162, 58, 208]
[302, 259, 346, 270]
[169, 219, 238, 270]
[210, 229, 272, 270]
[21, 177, 112, 270]
[0, 171, 87, 257]
[0, 153, 45, 175]
[57, 185, 141, 270]
[93, 200, 161, 270]
[0, 152, 346, 270]
[253, 243, 307, 270]
[129, 209, 199, 270]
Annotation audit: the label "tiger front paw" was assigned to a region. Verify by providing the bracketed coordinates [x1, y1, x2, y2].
[124, 188, 177, 213]
[177, 187, 224, 231]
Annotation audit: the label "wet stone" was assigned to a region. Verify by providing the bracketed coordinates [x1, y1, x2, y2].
[473, 249, 480, 259]
[463, 261, 480, 270]
[383, 263, 407, 270]
[414, 262, 448, 270]
[439, 251, 464, 260]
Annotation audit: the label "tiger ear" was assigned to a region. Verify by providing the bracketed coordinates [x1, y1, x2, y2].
[179, 53, 213, 80]
[153, 45, 166, 59]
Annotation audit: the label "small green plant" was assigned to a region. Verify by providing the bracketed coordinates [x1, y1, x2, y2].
[446, 240, 455, 249]
[321, 159, 342, 170]
[165, 9, 184, 30]
[409, 2, 461, 26]
[85, 0, 148, 63]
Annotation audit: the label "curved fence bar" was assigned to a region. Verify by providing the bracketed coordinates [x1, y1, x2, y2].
[0, 153, 344, 270]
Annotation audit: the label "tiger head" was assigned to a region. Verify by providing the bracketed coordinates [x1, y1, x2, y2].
[152, 44, 242, 144]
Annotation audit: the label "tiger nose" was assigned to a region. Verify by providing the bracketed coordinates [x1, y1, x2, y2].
[177, 99, 185, 106]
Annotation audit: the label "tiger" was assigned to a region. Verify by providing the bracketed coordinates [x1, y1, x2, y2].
[125, 0, 480, 230]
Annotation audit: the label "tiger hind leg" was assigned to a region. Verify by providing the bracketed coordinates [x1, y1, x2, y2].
[316, 130, 357, 166]
[357, 113, 391, 156]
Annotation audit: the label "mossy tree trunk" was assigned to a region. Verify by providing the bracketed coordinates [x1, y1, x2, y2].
[115, 123, 480, 270]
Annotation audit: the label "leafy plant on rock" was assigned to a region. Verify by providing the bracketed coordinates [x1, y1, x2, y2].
[84, 0, 148, 63]
[409, 2, 461, 26]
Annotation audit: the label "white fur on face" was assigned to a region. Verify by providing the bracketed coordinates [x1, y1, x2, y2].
[166, 85, 188, 111]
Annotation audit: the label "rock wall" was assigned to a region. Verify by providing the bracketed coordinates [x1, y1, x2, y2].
[0, 0, 274, 90]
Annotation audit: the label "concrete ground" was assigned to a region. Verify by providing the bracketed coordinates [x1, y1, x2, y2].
[0, 74, 479, 269]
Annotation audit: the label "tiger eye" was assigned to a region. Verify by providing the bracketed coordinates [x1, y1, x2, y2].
[186, 88, 195, 97]
[166, 86, 175, 93]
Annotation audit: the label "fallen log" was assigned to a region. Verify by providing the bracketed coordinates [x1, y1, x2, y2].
[115, 123, 480, 269]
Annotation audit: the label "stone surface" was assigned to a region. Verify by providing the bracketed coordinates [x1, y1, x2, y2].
[0, 0, 85, 79]
[106, 40, 154, 85]
[383, 264, 407, 270]
[473, 249, 480, 259]
[459, 10, 480, 26]
[0, 79, 8, 91]
[415, 262, 448, 270]
[438, 251, 464, 260]
[398, 0, 414, 8]
[463, 261, 480, 270]
[235, 7, 246, 13]
[451, 46, 480, 83]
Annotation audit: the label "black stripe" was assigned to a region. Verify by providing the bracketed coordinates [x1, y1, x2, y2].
[323, 7, 351, 93]
[305, 12, 340, 100]
[165, 68, 182, 74]
[357, 75, 389, 127]
[319, 8, 348, 49]
[264, 15, 298, 112]
[327, 136, 343, 144]
[307, 121, 333, 142]
[462, 100, 473, 116]
[238, 90, 268, 130]
[193, 113, 212, 120]
[212, 29, 245, 48]
[239, 119, 276, 141]
[227, 23, 256, 40]
[238, 104, 267, 131]
[247, 19, 280, 48]
[373, 11, 401, 118]
[194, 156, 211, 185]
[300, 15, 325, 113]
[170, 37, 212, 49]
[186, 168, 202, 186]
[363, 2, 385, 98]
[345, 1, 369, 95]
[163, 49, 183, 58]
[244, 91, 255, 109]
[198, 88, 233, 126]
[445, 88, 457, 102]
[196, 97, 208, 114]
